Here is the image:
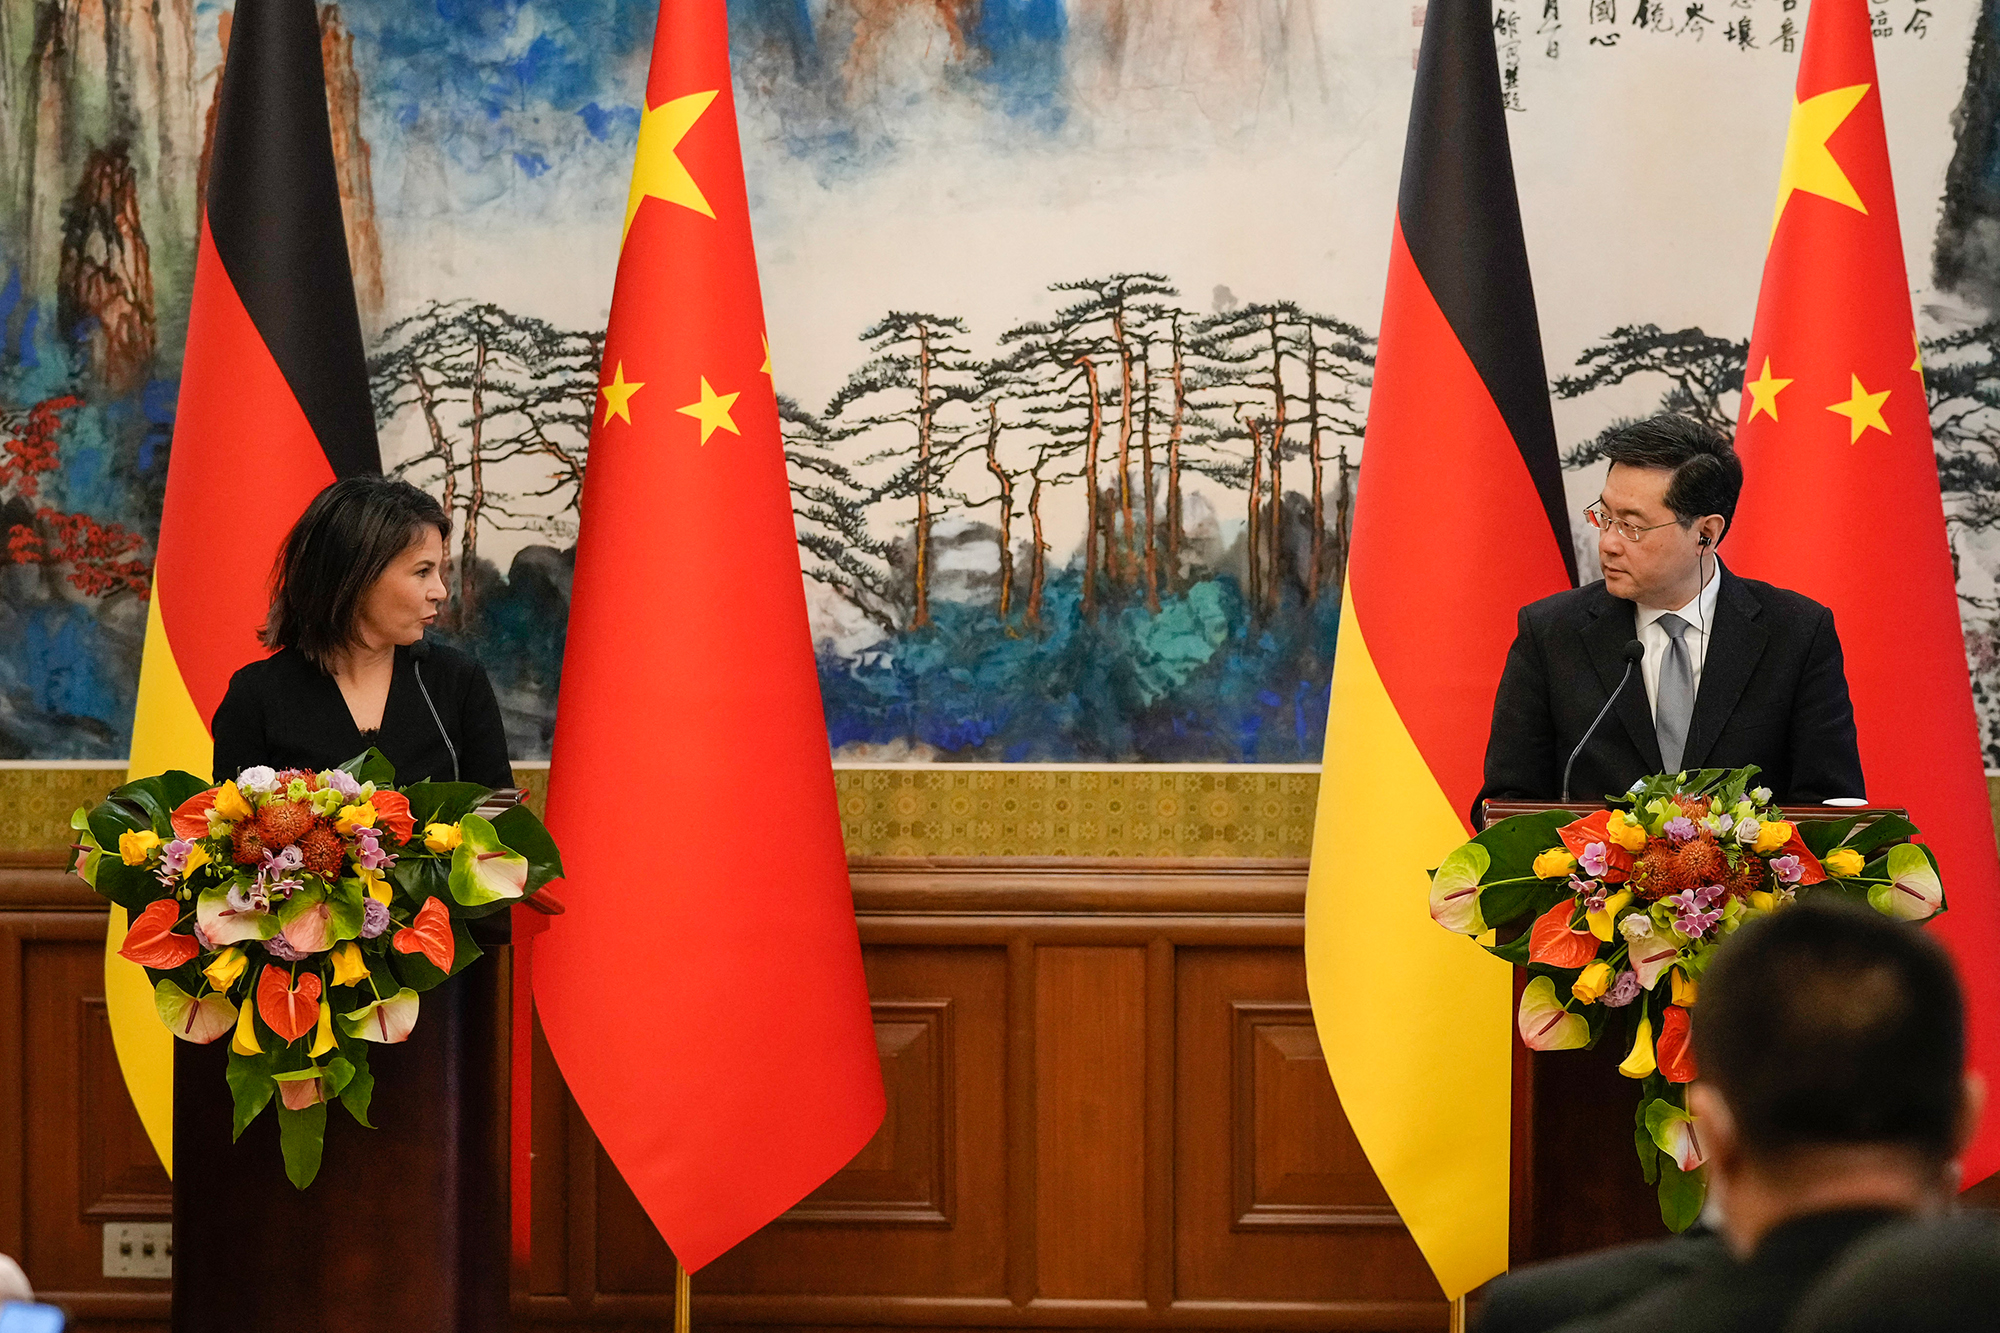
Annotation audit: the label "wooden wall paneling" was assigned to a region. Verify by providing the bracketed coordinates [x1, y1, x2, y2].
[1143, 937, 1173, 1313]
[77, 998, 172, 1220]
[1173, 947, 1443, 1310]
[528, 1012, 571, 1297]
[1033, 946, 1147, 1302]
[699, 946, 1009, 1303]
[0, 908, 24, 1263]
[1006, 933, 1036, 1312]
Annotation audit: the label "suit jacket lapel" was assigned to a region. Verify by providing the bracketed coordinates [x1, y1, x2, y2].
[1579, 587, 1663, 772]
[1682, 569, 1767, 770]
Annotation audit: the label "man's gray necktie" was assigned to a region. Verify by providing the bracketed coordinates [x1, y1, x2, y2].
[1655, 613, 1694, 772]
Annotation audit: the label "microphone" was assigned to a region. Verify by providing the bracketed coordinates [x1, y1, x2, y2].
[408, 636, 460, 782]
[1562, 639, 1645, 804]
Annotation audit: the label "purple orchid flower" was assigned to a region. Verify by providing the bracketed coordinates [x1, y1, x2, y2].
[354, 826, 396, 871]
[1667, 884, 1728, 940]
[226, 883, 269, 915]
[359, 897, 391, 940]
[1772, 854, 1805, 885]
[1580, 842, 1612, 877]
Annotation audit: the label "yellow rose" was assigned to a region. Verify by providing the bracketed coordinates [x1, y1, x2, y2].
[1618, 1010, 1657, 1078]
[181, 843, 212, 877]
[1606, 810, 1648, 853]
[1824, 847, 1864, 878]
[1753, 819, 1794, 854]
[1748, 889, 1778, 913]
[309, 999, 337, 1058]
[1587, 890, 1633, 941]
[1533, 848, 1577, 879]
[424, 822, 464, 854]
[336, 803, 378, 836]
[213, 780, 253, 823]
[1671, 968, 1698, 1007]
[232, 992, 263, 1056]
[119, 829, 162, 866]
[203, 946, 248, 990]
[1571, 960, 1615, 1004]
[330, 941, 371, 986]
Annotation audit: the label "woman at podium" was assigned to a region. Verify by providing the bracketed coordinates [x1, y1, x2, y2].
[174, 477, 512, 1333]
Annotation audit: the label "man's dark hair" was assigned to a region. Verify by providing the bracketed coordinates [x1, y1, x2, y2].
[1598, 414, 1743, 538]
[1694, 899, 1965, 1165]
[264, 476, 450, 666]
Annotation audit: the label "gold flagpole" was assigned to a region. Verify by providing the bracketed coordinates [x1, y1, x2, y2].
[675, 1260, 691, 1333]
[1449, 1294, 1467, 1333]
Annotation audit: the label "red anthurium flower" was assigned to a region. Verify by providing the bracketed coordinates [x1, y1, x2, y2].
[1777, 829, 1827, 886]
[370, 790, 416, 843]
[256, 966, 323, 1043]
[170, 789, 219, 840]
[393, 897, 455, 973]
[1528, 897, 1601, 970]
[118, 898, 201, 968]
[1558, 810, 1634, 882]
[1656, 1004, 1697, 1083]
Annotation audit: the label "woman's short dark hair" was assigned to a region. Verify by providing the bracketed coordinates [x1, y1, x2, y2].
[1598, 414, 1744, 539]
[264, 477, 450, 666]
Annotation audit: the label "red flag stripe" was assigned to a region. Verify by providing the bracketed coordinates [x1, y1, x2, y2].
[1348, 220, 1575, 823]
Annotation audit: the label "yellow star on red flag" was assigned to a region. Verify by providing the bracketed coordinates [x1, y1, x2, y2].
[1826, 372, 1891, 443]
[1770, 83, 1871, 239]
[599, 361, 644, 424]
[678, 376, 741, 444]
[1744, 357, 1793, 423]
[623, 89, 720, 245]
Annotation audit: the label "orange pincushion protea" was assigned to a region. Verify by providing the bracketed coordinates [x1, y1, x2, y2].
[1629, 834, 1730, 901]
[256, 799, 315, 849]
[298, 826, 344, 879]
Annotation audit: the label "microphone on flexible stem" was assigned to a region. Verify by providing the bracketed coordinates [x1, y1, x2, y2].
[1562, 639, 1646, 804]
[408, 636, 460, 783]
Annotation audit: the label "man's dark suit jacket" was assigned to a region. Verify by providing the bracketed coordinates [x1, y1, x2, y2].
[1476, 567, 1864, 821]
[1549, 1208, 1900, 1333]
[1473, 1230, 1728, 1333]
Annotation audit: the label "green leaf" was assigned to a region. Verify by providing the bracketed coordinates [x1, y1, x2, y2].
[1479, 880, 1571, 933]
[226, 1047, 278, 1141]
[107, 771, 212, 835]
[336, 1041, 375, 1127]
[490, 805, 565, 892]
[402, 781, 495, 831]
[391, 856, 450, 907]
[386, 918, 483, 992]
[277, 1101, 328, 1189]
[1634, 1096, 1660, 1186]
[1484, 932, 1533, 966]
[91, 859, 160, 912]
[322, 1056, 356, 1100]
[1656, 1158, 1707, 1233]
[1844, 812, 1919, 858]
[1794, 815, 1865, 857]
[328, 878, 367, 943]
[340, 748, 399, 789]
[1471, 810, 1577, 882]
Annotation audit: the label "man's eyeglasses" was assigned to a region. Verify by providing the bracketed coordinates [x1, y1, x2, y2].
[1584, 504, 1683, 543]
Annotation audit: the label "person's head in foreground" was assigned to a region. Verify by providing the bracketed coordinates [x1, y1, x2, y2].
[264, 475, 451, 668]
[1692, 898, 1981, 1258]
[1587, 414, 1741, 610]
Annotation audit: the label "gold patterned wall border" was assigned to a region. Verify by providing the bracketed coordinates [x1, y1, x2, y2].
[11, 766, 2000, 861]
[0, 768, 126, 853]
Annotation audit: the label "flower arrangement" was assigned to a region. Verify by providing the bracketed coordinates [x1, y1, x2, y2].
[1430, 766, 1943, 1230]
[70, 749, 563, 1187]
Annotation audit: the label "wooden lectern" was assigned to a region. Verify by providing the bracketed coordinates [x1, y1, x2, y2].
[1481, 799, 1908, 1265]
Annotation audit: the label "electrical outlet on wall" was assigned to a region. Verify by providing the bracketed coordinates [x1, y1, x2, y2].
[102, 1222, 172, 1279]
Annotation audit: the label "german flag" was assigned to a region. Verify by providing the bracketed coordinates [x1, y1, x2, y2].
[1305, 0, 1575, 1298]
[115, 0, 378, 1171]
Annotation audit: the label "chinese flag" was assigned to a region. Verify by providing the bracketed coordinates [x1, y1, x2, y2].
[117, 0, 379, 1171]
[1728, 0, 2000, 1182]
[532, 0, 885, 1272]
[1305, 0, 1576, 1297]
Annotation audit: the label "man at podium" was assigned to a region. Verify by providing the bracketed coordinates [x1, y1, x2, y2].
[1476, 414, 1864, 817]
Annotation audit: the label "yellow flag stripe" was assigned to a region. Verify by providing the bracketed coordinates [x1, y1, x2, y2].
[113, 592, 217, 1174]
[1307, 585, 1511, 1299]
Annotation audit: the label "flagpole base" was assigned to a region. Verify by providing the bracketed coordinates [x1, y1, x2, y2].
[675, 1261, 691, 1333]
[1449, 1295, 1467, 1333]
